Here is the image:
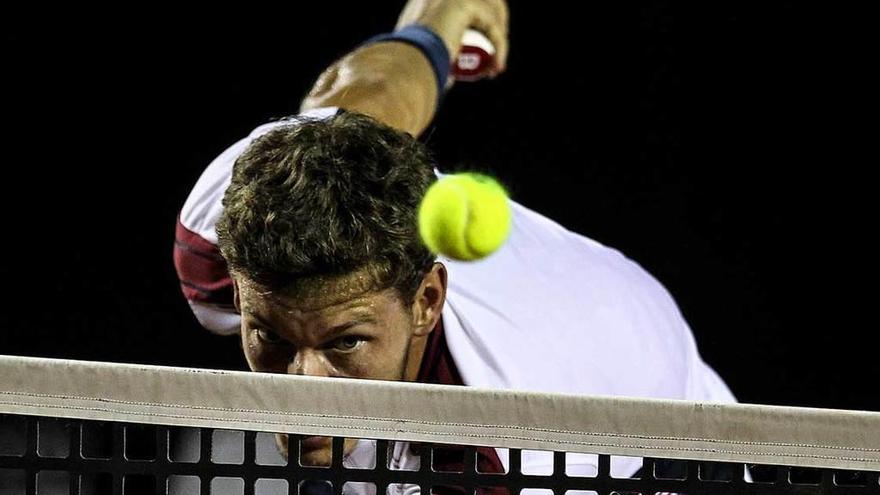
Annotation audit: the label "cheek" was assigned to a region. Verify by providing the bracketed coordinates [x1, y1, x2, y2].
[241, 330, 258, 369]
[349, 327, 412, 379]
[334, 355, 372, 378]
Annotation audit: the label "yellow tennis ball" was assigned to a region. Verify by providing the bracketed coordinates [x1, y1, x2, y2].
[418, 173, 512, 261]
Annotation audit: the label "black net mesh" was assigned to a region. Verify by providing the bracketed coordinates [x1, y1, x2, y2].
[2, 414, 879, 495]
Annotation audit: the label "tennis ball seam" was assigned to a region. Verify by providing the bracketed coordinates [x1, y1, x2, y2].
[418, 173, 511, 261]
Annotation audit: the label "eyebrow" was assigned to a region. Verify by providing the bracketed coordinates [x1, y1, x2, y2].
[322, 315, 378, 339]
[241, 310, 377, 337]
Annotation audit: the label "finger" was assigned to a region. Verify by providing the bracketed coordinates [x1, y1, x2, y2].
[479, 0, 509, 70]
[467, 2, 509, 71]
[395, 0, 427, 31]
[484, 0, 509, 27]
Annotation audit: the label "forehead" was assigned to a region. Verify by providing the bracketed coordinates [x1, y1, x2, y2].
[236, 270, 400, 316]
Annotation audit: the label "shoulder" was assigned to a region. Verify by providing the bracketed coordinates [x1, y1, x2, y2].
[441, 199, 698, 397]
[175, 108, 339, 334]
[179, 107, 340, 243]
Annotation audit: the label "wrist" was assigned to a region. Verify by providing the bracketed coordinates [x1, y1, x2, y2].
[363, 25, 450, 109]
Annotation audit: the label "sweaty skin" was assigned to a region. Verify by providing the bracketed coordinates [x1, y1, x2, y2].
[233, 265, 447, 466]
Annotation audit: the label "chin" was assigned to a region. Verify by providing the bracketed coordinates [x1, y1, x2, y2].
[276, 434, 357, 467]
[301, 451, 333, 467]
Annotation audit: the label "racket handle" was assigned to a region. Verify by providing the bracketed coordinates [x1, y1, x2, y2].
[451, 29, 497, 82]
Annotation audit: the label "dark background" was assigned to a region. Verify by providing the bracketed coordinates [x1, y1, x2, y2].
[1, 3, 873, 411]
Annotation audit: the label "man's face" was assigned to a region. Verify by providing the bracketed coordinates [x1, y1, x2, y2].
[234, 265, 446, 466]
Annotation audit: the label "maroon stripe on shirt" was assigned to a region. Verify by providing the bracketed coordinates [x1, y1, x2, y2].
[173, 217, 234, 305]
[416, 317, 510, 495]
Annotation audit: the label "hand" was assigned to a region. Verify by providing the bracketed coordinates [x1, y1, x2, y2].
[395, 0, 509, 75]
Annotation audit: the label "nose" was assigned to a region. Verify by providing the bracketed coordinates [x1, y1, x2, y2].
[287, 350, 330, 377]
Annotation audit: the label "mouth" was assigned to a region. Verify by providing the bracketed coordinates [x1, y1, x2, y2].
[300, 435, 330, 450]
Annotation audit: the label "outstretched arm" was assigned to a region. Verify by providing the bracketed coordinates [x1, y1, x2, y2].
[300, 0, 509, 136]
[174, 2, 508, 335]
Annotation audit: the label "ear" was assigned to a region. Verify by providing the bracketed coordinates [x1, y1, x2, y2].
[410, 263, 448, 337]
[232, 276, 242, 314]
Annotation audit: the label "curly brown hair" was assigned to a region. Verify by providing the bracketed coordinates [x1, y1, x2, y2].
[216, 111, 437, 303]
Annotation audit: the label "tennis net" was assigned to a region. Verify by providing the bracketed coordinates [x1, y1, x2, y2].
[1, 354, 878, 494]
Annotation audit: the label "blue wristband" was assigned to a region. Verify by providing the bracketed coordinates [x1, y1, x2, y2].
[365, 25, 450, 109]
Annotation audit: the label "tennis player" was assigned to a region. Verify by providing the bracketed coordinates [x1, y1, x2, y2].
[174, 0, 736, 486]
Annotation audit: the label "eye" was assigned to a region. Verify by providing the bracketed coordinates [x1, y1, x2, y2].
[254, 328, 285, 345]
[331, 336, 365, 352]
